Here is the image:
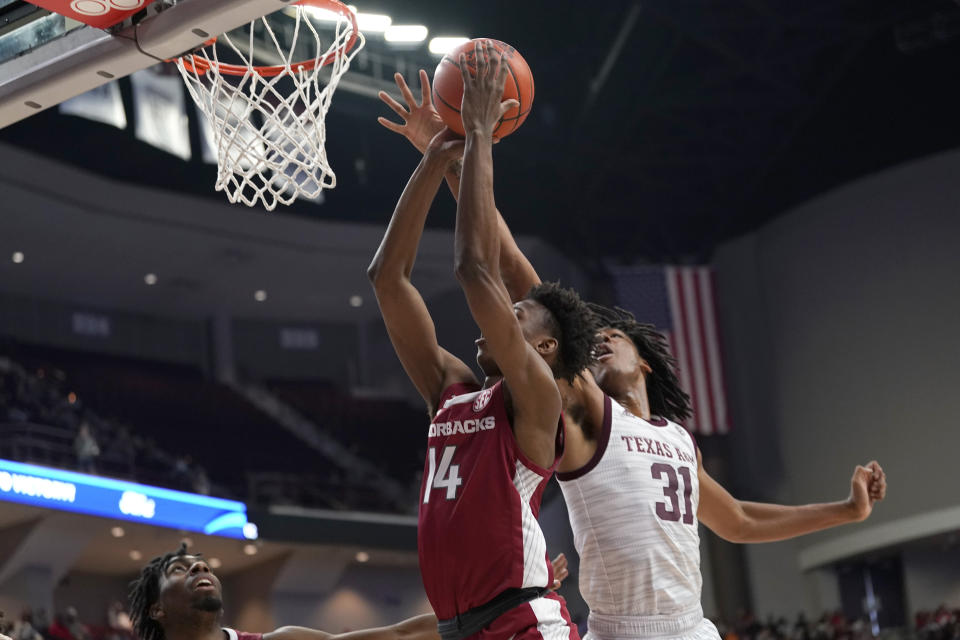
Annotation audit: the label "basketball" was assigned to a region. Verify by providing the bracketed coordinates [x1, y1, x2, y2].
[432, 38, 535, 139]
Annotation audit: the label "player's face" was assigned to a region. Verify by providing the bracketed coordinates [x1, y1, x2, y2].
[154, 555, 223, 621]
[475, 300, 553, 377]
[590, 327, 645, 393]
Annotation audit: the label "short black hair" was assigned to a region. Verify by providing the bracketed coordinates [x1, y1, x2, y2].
[588, 303, 693, 422]
[128, 543, 190, 640]
[526, 282, 598, 384]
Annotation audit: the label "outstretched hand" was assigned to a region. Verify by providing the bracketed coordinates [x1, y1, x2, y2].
[377, 70, 445, 154]
[848, 460, 886, 521]
[458, 40, 518, 140]
[550, 552, 569, 591]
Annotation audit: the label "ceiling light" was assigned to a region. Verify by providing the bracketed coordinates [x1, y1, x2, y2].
[429, 37, 470, 55]
[110, 526, 125, 538]
[243, 544, 258, 556]
[384, 25, 428, 43]
[11, 251, 24, 264]
[356, 12, 391, 32]
[349, 295, 363, 308]
[254, 290, 267, 302]
[355, 551, 370, 563]
[208, 557, 222, 569]
[129, 550, 142, 561]
[243, 522, 259, 540]
[144, 273, 158, 285]
[299, 3, 358, 23]
[298, 5, 343, 21]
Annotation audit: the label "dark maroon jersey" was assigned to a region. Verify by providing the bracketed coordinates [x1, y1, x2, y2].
[418, 380, 562, 620]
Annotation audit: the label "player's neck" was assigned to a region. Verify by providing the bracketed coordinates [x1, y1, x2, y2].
[616, 379, 651, 421]
[481, 374, 503, 389]
[162, 611, 224, 640]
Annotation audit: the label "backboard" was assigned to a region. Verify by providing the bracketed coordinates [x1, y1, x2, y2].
[0, 0, 301, 129]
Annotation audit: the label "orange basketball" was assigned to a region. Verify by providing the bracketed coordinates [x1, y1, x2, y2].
[432, 38, 534, 139]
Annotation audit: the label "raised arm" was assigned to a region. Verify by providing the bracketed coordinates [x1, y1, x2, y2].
[378, 70, 540, 303]
[453, 41, 561, 469]
[368, 131, 477, 414]
[267, 613, 438, 640]
[698, 454, 887, 543]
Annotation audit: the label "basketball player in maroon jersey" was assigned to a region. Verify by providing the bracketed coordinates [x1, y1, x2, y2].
[128, 545, 440, 640]
[378, 57, 887, 640]
[369, 41, 594, 640]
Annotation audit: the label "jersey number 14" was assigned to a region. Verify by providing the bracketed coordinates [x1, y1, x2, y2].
[423, 446, 463, 503]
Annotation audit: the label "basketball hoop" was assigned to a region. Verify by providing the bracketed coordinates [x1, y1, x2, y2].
[174, 0, 364, 210]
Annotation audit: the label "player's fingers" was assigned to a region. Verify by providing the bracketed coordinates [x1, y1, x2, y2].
[419, 69, 432, 106]
[378, 91, 409, 118]
[392, 72, 415, 104]
[500, 99, 519, 117]
[396, 73, 418, 108]
[458, 53, 471, 85]
[483, 40, 495, 80]
[376, 117, 405, 134]
[474, 40, 486, 77]
[494, 50, 509, 87]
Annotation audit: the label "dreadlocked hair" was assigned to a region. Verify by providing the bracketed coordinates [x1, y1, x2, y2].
[588, 303, 693, 422]
[526, 282, 599, 384]
[129, 543, 190, 640]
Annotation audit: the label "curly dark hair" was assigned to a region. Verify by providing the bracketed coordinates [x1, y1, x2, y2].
[128, 543, 191, 640]
[526, 282, 599, 384]
[588, 303, 692, 422]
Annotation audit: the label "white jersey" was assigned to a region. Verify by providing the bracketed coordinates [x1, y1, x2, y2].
[558, 395, 706, 634]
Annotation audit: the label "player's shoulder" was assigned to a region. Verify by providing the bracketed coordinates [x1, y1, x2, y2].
[435, 380, 488, 414]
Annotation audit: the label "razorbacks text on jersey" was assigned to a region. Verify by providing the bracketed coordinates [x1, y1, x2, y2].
[558, 395, 713, 639]
[418, 380, 560, 621]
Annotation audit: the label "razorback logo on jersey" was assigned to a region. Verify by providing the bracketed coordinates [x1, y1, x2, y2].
[472, 387, 494, 413]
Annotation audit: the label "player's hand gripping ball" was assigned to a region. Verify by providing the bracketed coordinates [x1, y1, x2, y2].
[432, 38, 534, 139]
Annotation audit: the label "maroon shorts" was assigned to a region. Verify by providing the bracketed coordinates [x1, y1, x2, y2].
[472, 593, 580, 640]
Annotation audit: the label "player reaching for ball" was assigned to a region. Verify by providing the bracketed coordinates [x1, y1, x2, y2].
[378, 51, 888, 640]
[368, 40, 594, 640]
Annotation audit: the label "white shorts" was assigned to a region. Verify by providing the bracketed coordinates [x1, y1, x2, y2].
[584, 609, 721, 640]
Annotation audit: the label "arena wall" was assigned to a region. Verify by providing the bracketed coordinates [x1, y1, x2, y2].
[714, 149, 960, 617]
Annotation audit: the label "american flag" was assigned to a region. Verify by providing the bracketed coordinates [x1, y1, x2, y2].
[607, 264, 731, 435]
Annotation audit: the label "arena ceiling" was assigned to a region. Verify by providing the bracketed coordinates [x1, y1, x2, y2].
[2, 0, 959, 271]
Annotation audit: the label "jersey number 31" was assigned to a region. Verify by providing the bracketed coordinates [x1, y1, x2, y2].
[423, 446, 463, 503]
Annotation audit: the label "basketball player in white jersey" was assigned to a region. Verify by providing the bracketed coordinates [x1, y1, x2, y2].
[378, 68, 887, 640]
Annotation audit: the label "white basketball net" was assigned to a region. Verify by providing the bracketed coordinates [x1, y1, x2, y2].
[176, 7, 364, 210]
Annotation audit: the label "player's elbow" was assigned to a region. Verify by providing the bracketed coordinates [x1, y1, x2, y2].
[366, 257, 385, 286]
[720, 511, 754, 544]
[367, 255, 406, 290]
[454, 254, 495, 286]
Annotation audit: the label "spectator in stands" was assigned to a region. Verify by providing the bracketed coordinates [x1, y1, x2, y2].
[64, 608, 89, 640]
[74, 422, 100, 474]
[46, 612, 74, 640]
[12, 613, 42, 640]
[107, 601, 132, 633]
[105, 600, 133, 640]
